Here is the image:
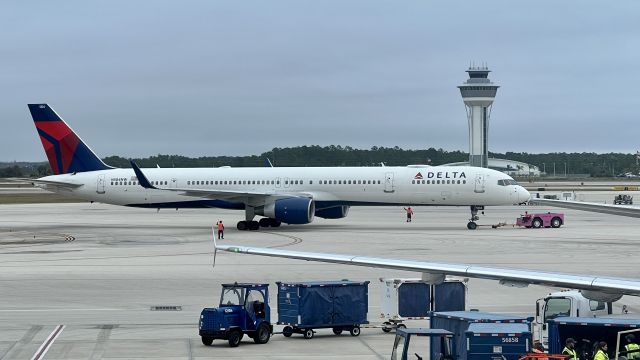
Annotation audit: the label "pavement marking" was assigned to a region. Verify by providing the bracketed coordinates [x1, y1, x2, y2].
[30, 325, 65, 360]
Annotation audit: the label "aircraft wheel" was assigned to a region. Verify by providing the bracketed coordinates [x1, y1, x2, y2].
[551, 217, 562, 228]
[467, 221, 477, 230]
[249, 221, 260, 230]
[532, 218, 543, 228]
[270, 219, 282, 227]
[396, 324, 406, 331]
[237, 221, 247, 231]
[259, 218, 271, 227]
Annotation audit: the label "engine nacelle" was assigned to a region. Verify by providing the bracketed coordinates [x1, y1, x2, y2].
[256, 198, 315, 224]
[315, 205, 350, 219]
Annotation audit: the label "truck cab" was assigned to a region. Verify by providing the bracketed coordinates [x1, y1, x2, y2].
[534, 290, 611, 346]
[391, 328, 454, 360]
[199, 283, 272, 347]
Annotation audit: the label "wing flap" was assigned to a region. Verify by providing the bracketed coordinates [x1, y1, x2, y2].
[214, 244, 640, 297]
[529, 198, 640, 218]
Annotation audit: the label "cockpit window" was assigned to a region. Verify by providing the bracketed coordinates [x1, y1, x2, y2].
[498, 179, 519, 186]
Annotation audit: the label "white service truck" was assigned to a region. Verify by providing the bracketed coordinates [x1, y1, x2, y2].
[533, 290, 614, 346]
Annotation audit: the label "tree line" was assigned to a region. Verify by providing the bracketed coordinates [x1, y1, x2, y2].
[2, 146, 638, 178]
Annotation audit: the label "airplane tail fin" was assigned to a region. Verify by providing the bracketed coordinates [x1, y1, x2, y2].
[28, 104, 112, 175]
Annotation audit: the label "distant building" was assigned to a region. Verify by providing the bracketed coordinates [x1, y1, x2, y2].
[445, 158, 541, 177]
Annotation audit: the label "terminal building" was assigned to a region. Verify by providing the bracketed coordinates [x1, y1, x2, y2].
[445, 65, 540, 177]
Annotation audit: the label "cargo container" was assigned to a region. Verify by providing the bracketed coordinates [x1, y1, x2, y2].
[276, 280, 369, 339]
[379, 278, 466, 332]
[547, 316, 640, 359]
[430, 311, 531, 360]
[465, 323, 531, 360]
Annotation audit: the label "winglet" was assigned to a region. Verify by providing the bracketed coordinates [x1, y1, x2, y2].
[212, 226, 218, 268]
[130, 161, 157, 189]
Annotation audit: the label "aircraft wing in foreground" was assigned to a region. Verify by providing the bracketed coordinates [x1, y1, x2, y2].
[213, 234, 640, 302]
[529, 198, 640, 218]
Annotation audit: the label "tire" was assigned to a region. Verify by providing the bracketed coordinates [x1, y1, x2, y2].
[237, 221, 247, 231]
[259, 218, 271, 227]
[467, 221, 477, 230]
[551, 217, 562, 228]
[532, 218, 543, 229]
[253, 322, 271, 344]
[303, 329, 314, 339]
[249, 221, 260, 231]
[270, 219, 282, 227]
[382, 322, 392, 333]
[396, 324, 407, 331]
[227, 330, 242, 347]
[350, 327, 361, 336]
[332, 327, 343, 335]
[201, 336, 213, 346]
[282, 326, 293, 337]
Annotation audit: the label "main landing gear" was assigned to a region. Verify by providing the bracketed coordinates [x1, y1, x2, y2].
[467, 205, 484, 230]
[237, 218, 281, 231]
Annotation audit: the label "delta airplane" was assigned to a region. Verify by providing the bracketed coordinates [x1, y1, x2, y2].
[28, 103, 530, 230]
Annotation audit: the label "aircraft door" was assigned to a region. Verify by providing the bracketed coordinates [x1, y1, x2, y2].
[384, 172, 395, 193]
[96, 175, 106, 194]
[170, 178, 177, 188]
[474, 173, 485, 193]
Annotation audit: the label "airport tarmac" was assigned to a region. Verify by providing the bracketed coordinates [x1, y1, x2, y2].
[1, 201, 640, 359]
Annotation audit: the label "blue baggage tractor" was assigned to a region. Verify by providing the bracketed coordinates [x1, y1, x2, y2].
[276, 280, 369, 339]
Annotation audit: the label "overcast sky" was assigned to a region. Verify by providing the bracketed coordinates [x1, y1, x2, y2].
[2, 1, 639, 162]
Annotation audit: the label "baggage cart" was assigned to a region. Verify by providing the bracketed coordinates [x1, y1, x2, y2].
[276, 280, 369, 339]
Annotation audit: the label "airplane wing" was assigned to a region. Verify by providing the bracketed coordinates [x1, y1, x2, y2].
[529, 198, 640, 218]
[129, 161, 307, 203]
[213, 236, 640, 301]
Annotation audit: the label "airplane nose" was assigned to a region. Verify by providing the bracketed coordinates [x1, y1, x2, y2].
[518, 186, 531, 203]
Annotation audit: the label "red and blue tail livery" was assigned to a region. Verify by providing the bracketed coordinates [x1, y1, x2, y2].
[28, 104, 111, 174]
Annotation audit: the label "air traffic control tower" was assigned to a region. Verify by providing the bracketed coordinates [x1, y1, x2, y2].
[458, 66, 499, 168]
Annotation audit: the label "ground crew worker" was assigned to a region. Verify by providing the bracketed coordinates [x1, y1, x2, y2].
[217, 220, 224, 239]
[562, 338, 578, 360]
[403, 206, 413, 222]
[625, 334, 639, 359]
[593, 341, 608, 360]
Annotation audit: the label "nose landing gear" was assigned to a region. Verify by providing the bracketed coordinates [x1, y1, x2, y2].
[467, 205, 485, 230]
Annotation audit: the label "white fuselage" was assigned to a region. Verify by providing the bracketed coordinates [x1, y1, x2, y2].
[37, 165, 529, 209]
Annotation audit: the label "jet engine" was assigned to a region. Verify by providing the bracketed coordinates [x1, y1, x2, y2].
[315, 205, 350, 219]
[256, 198, 315, 224]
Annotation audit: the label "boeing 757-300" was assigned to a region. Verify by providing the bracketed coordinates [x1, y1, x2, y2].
[27, 103, 530, 230]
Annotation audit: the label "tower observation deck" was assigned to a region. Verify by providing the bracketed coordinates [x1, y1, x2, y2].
[458, 66, 499, 168]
